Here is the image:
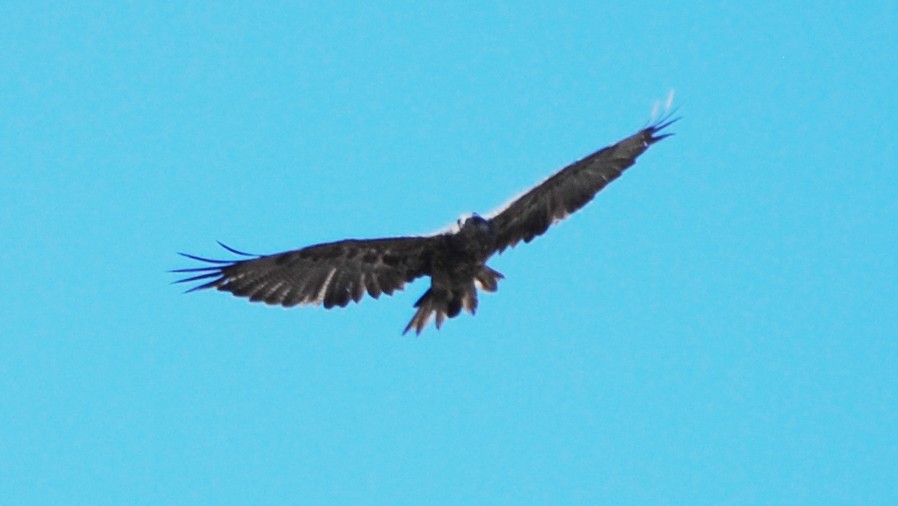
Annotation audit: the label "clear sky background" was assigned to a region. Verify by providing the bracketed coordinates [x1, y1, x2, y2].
[2, 1, 896, 504]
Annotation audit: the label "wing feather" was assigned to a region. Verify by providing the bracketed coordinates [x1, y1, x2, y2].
[488, 115, 677, 253]
[172, 236, 437, 308]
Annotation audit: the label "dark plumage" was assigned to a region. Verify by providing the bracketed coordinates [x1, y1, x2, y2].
[173, 113, 677, 334]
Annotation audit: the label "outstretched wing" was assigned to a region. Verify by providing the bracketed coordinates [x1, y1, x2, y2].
[172, 237, 438, 308]
[488, 115, 677, 253]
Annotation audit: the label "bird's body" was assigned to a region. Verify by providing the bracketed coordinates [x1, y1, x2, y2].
[173, 114, 677, 334]
[405, 216, 501, 334]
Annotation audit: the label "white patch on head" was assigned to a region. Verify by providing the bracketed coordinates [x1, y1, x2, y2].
[427, 212, 476, 236]
[457, 212, 476, 224]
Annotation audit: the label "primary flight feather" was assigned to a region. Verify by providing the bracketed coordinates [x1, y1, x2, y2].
[173, 113, 678, 334]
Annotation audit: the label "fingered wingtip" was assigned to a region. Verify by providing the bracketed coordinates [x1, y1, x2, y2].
[645, 111, 681, 143]
[176, 251, 234, 264]
[170, 241, 250, 293]
[651, 109, 681, 130]
[216, 241, 258, 257]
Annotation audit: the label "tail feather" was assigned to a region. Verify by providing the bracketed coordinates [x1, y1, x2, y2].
[474, 266, 504, 292]
[402, 285, 481, 335]
[403, 267, 504, 335]
[404, 288, 441, 335]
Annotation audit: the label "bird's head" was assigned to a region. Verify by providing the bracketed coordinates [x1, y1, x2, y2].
[450, 213, 497, 258]
[457, 213, 492, 233]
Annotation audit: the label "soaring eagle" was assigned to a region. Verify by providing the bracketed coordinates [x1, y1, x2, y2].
[173, 114, 677, 334]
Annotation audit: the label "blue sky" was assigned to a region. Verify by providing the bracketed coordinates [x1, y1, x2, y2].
[2, 1, 896, 504]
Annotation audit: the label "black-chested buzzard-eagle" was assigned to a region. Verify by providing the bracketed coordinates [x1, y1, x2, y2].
[173, 114, 677, 334]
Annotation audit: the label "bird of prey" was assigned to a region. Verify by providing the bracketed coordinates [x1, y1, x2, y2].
[173, 113, 677, 334]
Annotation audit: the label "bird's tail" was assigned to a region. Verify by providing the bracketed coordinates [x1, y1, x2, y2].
[402, 288, 464, 336]
[403, 267, 503, 335]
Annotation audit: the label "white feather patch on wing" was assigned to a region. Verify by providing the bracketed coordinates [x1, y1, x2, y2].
[263, 280, 287, 303]
[313, 267, 338, 304]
